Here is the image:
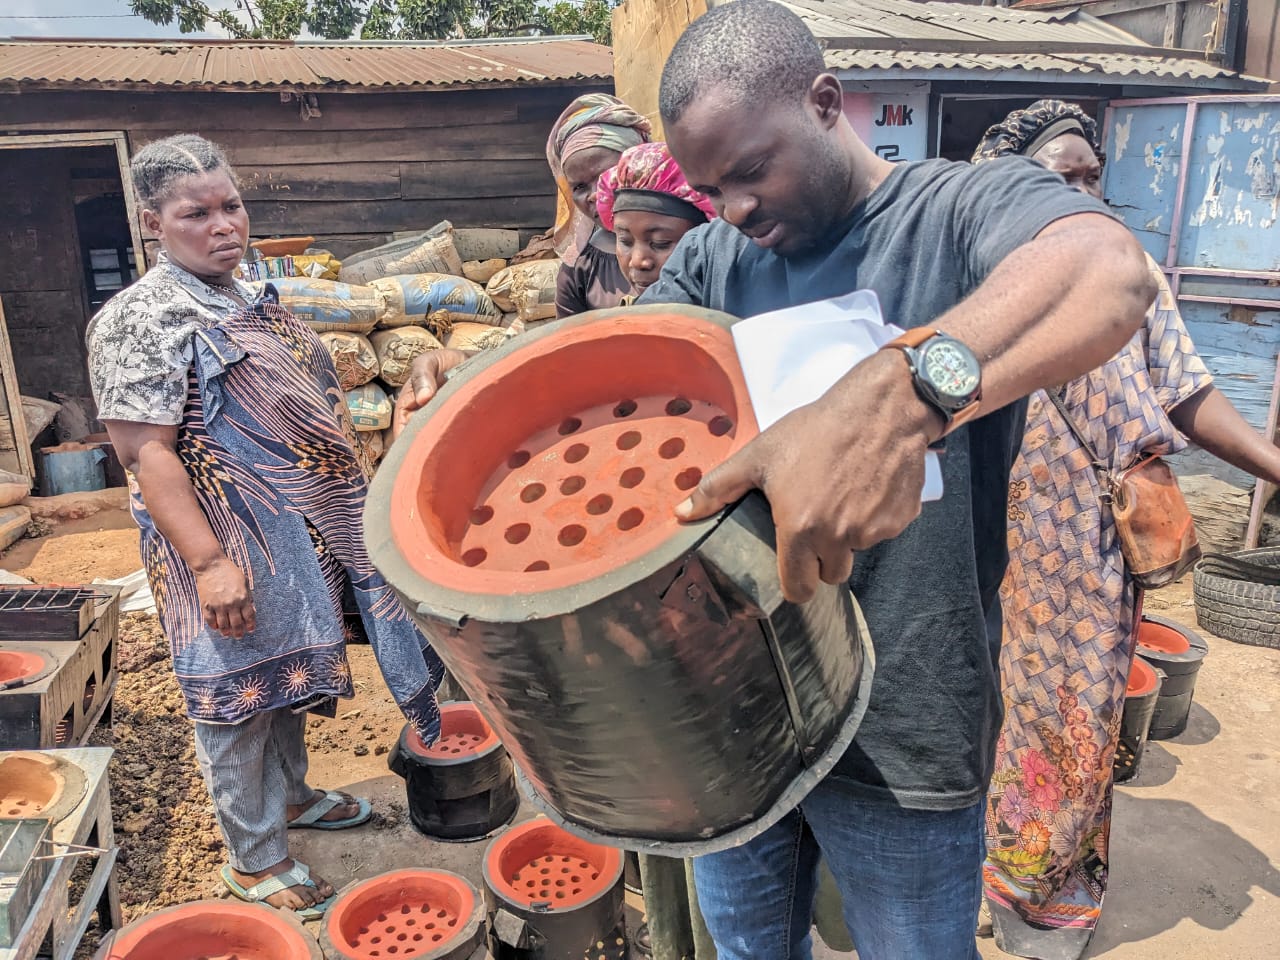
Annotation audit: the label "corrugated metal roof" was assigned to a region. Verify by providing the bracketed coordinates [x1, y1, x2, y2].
[825, 47, 1242, 83]
[0, 36, 613, 91]
[784, 0, 1255, 87]
[781, 0, 1146, 48]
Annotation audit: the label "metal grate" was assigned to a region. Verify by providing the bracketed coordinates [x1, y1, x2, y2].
[0, 588, 101, 613]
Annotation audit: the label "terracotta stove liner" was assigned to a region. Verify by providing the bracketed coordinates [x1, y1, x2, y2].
[322, 869, 485, 960]
[94, 899, 322, 960]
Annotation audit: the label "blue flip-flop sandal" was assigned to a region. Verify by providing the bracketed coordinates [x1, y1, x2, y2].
[287, 790, 373, 830]
[220, 859, 335, 920]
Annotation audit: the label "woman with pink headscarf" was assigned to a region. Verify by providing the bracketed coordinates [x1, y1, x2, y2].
[546, 93, 651, 317]
[596, 141, 717, 302]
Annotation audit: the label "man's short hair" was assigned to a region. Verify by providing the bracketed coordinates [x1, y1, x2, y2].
[659, 1, 827, 126]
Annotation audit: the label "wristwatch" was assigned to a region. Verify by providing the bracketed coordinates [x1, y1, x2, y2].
[882, 328, 983, 439]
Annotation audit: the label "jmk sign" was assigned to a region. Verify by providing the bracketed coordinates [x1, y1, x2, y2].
[843, 92, 929, 162]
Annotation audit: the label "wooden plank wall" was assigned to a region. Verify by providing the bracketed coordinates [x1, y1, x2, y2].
[0, 147, 96, 400]
[0, 83, 610, 258]
[612, 0, 708, 139]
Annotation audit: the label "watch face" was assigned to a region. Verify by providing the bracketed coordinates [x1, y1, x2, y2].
[922, 339, 980, 402]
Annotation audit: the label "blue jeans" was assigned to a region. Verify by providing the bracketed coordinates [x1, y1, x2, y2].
[693, 778, 984, 960]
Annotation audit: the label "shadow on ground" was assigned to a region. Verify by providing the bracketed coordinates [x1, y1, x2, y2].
[1087, 796, 1280, 956]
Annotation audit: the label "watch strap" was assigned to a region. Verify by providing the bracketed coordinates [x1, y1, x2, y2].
[884, 327, 942, 352]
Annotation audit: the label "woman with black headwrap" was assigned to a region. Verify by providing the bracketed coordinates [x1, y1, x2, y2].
[973, 101, 1280, 959]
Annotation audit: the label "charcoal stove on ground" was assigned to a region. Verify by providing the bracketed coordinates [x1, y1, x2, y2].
[367, 305, 875, 857]
[389, 701, 520, 842]
[483, 819, 625, 960]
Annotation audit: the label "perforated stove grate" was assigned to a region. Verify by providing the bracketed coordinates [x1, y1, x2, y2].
[456, 394, 736, 576]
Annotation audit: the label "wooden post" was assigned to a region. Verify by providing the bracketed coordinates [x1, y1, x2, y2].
[1245, 355, 1280, 548]
[0, 298, 34, 480]
[611, 0, 710, 139]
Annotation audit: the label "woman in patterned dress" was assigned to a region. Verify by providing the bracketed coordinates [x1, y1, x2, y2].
[88, 135, 444, 918]
[972, 101, 1280, 960]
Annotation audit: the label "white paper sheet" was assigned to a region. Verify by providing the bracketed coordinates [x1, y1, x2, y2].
[732, 289, 944, 502]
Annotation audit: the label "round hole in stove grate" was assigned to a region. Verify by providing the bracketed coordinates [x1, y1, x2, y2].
[708, 416, 734, 437]
[615, 431, 642, 451]
[665, 397, 692, 416]
[675, 467, 703, 492]
[559, 525, 587, 547]
[525, 561, 550, 572]
[505, 523, 532, 545]
[586, 495, 613, 516]
[559, 417, 583, 436]
[565, 443, 590, 464]
[508, 450, 531, 469]
[617, 509, 644, 532]
[619, 467, 645, 489]
[461, 548, 487, 568]
[470, 505, 494, 526]
[658, 438, 686, 460]
[613, 400, 638, 418]
[520, 483, 547, 504]
[560, 475, 586, 496]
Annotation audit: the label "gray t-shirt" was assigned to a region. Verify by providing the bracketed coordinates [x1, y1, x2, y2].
[639, 156, 1108, 809]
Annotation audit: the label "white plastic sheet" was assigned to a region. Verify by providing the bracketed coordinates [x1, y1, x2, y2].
[731, 289, 944, 502]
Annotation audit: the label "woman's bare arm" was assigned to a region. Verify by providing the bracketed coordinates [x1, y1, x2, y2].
[1170, 386, 1280, 487]
[104, 419, 256, 638]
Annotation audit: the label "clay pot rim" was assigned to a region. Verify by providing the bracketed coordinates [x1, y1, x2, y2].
[1137, 613, 1209, 663]
[0, 750, 88, 824]
[482, 817, 624, 912]
[406, 701, 502, 763]
[1126, 657, 1161, 698]
[0, 645, 56, 687]
[321, 868, 486, 960]
[94, 899, 322, 960]
[367, 304, 755, 625]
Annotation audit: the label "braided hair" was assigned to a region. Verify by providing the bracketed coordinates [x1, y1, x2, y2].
[130, 134, 237, 209]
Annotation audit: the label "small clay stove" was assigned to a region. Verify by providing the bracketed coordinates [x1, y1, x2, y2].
[0, 588, 118, 750]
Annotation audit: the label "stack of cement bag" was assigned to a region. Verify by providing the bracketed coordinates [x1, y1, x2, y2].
[267, 223, 558, 472]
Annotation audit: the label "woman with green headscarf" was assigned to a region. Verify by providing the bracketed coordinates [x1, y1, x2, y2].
[546, 93, 651, 317]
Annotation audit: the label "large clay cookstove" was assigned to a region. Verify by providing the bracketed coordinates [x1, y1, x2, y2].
[367, 305, 875, 856]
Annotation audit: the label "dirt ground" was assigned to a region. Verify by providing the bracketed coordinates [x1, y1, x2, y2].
[3, 508, 1278, 960]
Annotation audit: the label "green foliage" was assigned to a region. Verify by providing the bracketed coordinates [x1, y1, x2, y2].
[131, 0, 619, 42]
[540, 0, 614, 45]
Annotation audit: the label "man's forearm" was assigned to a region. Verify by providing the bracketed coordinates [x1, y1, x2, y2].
[933, 213, 1153, 424]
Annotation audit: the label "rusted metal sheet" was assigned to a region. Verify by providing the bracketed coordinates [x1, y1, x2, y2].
[1105, 95, 1280, 510]
[0, 38, 613, 92]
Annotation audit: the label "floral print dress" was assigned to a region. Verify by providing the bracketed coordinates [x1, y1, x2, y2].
[984, 256, 1211, 960]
